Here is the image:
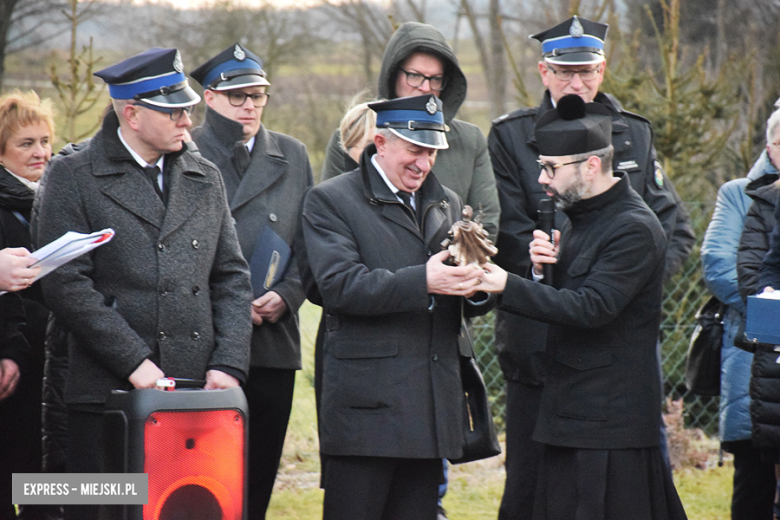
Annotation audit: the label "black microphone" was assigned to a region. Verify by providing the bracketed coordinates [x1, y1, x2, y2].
[537, 198, 555, 286]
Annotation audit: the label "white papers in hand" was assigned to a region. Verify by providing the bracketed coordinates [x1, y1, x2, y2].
[30, 228, 115, 280]
[758, 290, 780, 300]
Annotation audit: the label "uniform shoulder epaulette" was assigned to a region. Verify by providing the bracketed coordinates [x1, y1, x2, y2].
[618, 107, 651, 126]
[491, 106, 536, 126]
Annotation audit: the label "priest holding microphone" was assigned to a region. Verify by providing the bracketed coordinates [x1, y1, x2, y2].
[478, 94, 687, 520]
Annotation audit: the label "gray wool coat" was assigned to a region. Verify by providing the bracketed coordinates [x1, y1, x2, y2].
[192, 107, 313, 369]
[303, 145, 493, 459]
[32, 111, 253, 404]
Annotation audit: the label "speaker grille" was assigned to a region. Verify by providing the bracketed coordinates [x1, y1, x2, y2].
[143, 409, 245, 520]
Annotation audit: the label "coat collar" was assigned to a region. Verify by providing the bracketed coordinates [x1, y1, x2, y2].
[201, 107, 289, 211]
[93, 110, 211, 235]
[0, 167, 35, 211]
[359, 144, 452, 248]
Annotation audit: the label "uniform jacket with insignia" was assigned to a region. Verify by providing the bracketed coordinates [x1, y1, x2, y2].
[32, 110, 253, 404]
[320, 22, 500, 242]
[488, 90, 694, 384]
[499, 175, 668, 448]
[192, 107, 313, 370]
[302, 145, 492, 459]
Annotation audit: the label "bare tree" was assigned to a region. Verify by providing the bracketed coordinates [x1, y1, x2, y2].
[49, 0, 105, 143]
[0, 0, 76, 89]
[320, 0, 395, 86]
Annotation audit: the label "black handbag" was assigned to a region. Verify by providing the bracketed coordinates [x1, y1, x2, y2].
[685, 295, 726, 396]
[449, 356, 502, 464]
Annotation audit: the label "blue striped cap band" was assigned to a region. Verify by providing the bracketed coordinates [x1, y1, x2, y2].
[202, 58, 264, 90]
[541, 35, 604, 55]
[108, 71, 186, 100]
[375, 109, 443, 127]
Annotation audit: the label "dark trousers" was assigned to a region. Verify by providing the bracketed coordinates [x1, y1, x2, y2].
[0, 365, 44, 520]
[322, 455, 440, 520]
[724, 440, 776, 520]
[244, 367, 295, 520]
[498, 381, 544, 520]
[64, 405, 103, 520]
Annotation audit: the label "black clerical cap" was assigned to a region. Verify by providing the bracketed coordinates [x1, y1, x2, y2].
[191, 43, 270, 91]
[534, 94, 612, 156]
[369, 95, 448, 149]
[530, 16, 608, 65]
[94, 48, 200, 108]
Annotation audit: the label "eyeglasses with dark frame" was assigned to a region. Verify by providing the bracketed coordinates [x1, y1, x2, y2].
[545, 64, 601, 82]
[132, 103, 193, 122]
[537, 158, 588, 179]
[398, 68, 447, 91]
[215, 90, 270, 108]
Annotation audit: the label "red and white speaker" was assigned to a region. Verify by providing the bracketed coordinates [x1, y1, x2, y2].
[102, 386, 248, 520]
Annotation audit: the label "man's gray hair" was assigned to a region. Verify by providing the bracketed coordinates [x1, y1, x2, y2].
[376, 127, 398, 142]
[767, 108, 780, 144]
[569, 145, 614, 174]
[111, 99, 131, 122]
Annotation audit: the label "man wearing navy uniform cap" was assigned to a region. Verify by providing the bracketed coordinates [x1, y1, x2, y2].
[301, 95, 491, 520]
[190, 43, 313, 519]
[488, 16, 694, 519]
[479, 95, 687, 520]
[33, 48, 252, 520]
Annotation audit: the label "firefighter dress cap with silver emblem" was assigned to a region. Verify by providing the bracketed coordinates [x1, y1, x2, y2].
[370, 95, 449, 150]
[94, 47, 200, 107]
[530, 16, 608, 66]
[191, 43, 270, 91]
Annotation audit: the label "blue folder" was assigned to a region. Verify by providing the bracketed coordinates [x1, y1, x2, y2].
[745, 295, 780, 346]
[249, 226, 291, 299]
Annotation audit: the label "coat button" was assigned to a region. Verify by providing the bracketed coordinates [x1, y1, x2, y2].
[625, 140, 631, 146]
[158, 331, 167, 340]
[192, 239, 199, 249]
[269, 213, 278, 222]
[158, 243, 165, 251]
[432, 353, 438, 361]
[160, 288, 168, 296]
[192, 286, 200, 295]
[191, 331, 200, 340]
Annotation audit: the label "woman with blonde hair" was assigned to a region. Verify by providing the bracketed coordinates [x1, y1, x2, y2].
[338, 98, 378, 167]
[0, 90, 55, 520]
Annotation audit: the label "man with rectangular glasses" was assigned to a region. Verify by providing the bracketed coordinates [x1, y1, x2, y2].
[487, 16, 695, 520]
[190, 43, 313, 520]
[32, 47, 253, 520]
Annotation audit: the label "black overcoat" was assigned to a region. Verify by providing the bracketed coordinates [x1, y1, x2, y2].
[32, 111, 253, 404]
[499, 176, 667, 449]
[302, 146, 491, 459]
[192, 108, 313, 369]
[488, 90, 694, 385]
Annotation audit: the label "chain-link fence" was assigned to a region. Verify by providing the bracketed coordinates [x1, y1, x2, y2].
[470, 201, 719, 436]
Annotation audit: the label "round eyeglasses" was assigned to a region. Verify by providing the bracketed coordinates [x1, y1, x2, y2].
[216, 90, 270, 108]
[537, 158, 587, 179]
[399, 68, 447, 91]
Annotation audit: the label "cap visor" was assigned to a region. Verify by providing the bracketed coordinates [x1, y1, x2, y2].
[545, 52, 605, 66]
[391, 128, 448, 150]
[211, 74, 270, 90]
[141, 84, 201, 108]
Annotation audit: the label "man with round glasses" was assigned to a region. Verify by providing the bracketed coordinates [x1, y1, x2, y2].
[33, 47, 253, 520]
[191, 43, 313, 520]
[488, 16, 695, 520]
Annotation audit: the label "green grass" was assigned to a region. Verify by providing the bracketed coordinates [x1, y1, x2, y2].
[266, 302, 734, 519]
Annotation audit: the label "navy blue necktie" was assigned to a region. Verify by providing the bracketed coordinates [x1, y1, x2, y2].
[143, 165, 163, 200]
